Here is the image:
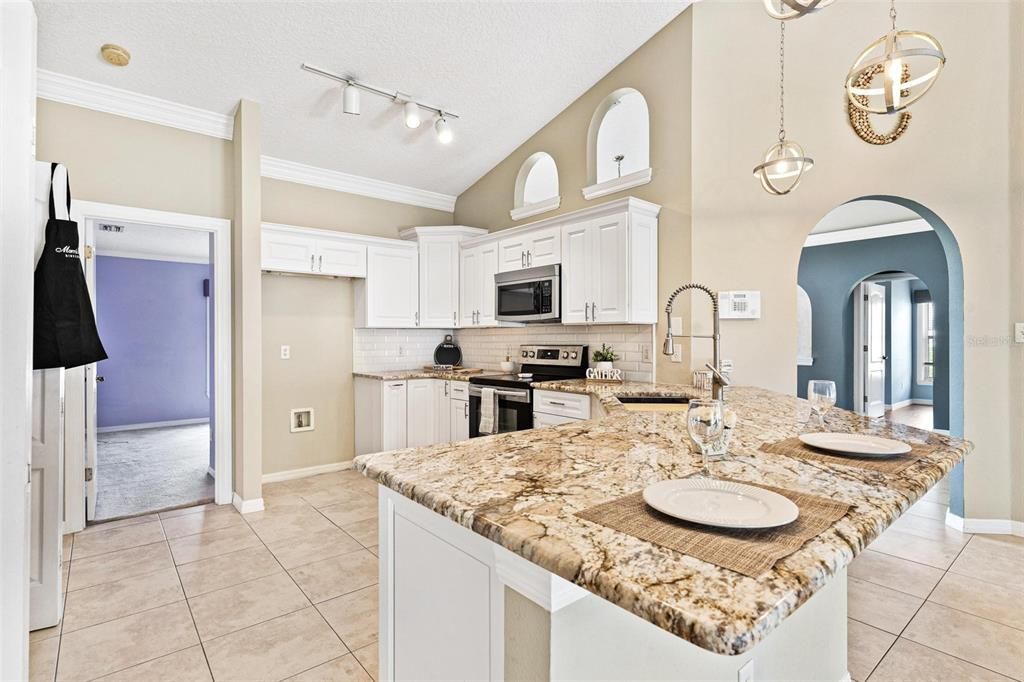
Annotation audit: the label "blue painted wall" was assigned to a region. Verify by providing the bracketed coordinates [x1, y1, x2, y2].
[797, 231, 950, 430]
[96, 256, 211, 428]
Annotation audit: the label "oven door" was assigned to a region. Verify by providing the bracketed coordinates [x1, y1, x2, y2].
[494, 272, 559, 322]
[469, 385, 533, 437]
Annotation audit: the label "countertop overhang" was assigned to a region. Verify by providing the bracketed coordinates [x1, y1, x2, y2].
[354, 380, 972, 655]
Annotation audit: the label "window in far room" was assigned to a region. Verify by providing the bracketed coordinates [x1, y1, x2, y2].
[917, 301, 935, 384]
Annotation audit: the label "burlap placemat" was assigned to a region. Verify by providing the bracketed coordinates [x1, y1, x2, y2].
[760, 436, 933, 475]
[576, 481, 850, 578]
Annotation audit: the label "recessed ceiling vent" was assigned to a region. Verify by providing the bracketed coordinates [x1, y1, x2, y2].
[99, 224, 125, 233]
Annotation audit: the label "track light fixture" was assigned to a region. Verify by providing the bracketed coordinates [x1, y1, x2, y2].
[302, 63, 459, 144]
[434, 115, 453, 144]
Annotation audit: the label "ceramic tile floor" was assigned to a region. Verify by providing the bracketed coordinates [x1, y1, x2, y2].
[31, 470, 379, 682]
[32, 470, 1024, 681]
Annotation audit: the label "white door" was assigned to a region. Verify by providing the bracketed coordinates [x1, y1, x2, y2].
[419, 238, 459, 328]
[561, 221, 591, 324]
[590, 213, 629, 323]
[856, 282, 887, 418]
[477, 242, 500, 326]
[497, 235, 529, 272]
[366, 246, 419, 328]
[315, 238, 366, 278]
[30, 369, 64, 629]
[459, 246, 481, 327]
[450, 399, 469, 442]
[262, 228, 316, 274]
[406, 379, 436, 447]
[525, 225, 561, 268]
[434, 381, 451, 444]
[382, 381, 408, 451]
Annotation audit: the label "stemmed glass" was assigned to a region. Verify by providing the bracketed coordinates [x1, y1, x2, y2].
[807, 380, 837, 430]
[687, 399, 725, 478]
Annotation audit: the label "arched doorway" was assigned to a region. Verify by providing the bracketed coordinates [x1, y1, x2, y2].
[797, 197, 965, 516]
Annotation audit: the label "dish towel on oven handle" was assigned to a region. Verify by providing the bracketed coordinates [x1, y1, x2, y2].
[479, 387, 497, 435]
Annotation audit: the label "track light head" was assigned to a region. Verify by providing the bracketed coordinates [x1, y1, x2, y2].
[434, 115, 453, 144]
[404, 101, 421, 129]
[343, 83, 360, 115]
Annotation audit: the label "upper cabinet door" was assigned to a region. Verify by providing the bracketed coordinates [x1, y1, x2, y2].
[459, 245, 481, 327]
[525, 225, 561, 268]
[590, 213, 629, 324]
[497, 235, 529, 273]
[419, 238, 460, 328]
[262, 228, 316, 274]
[361, 245, 419, 328]
[477, 242, 500, 326]
[560, 221, 591, 325]
[315, 238, 366, 278]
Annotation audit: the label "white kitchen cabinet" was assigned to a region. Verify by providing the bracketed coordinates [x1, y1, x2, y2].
[434, 380, 451, 444]
[459, 241, 499, 327]
[533, 389, 591, 420]
[355, 243, 419, 328]
[497, 224, 561, 272]
[262, 224, 367, 277]
[382, 380, 409, 451]
[560, 202, 658, 325]
[418, 237, 460, 328]
[355, 377, 409, 455]
[450, 394, 469, 442]
[407, 379, 437, 447]
[533, 411, 581, 428]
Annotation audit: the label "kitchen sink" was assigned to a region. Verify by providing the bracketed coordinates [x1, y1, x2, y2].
[616, 395, 690, 412]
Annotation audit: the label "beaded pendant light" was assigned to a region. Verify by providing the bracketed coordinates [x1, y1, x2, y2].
[753, 18, 814, 196]
[762, 0, 835, 21]
[845, 0, 946, 115]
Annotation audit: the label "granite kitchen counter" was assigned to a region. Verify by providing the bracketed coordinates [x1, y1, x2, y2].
[354, 384, 972, 655]
[352, 369, 474, 382]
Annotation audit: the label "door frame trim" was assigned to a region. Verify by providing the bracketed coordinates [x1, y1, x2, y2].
[66, 201, 233, 529]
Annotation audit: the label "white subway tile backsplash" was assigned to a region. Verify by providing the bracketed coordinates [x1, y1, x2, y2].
[352, 328, 451, 372]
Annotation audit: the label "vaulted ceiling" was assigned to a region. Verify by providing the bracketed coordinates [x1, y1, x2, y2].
[35, 1, 691, 197]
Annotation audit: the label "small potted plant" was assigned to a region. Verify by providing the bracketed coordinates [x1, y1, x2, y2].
[592, 344, 619, 371]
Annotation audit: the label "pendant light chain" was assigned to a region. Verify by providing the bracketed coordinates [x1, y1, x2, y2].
[778, 19, 786, 142]
[890, 0, 898, 31]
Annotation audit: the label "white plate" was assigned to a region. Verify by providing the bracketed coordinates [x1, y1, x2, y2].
[799, 432, 912, 458]
[643, 478, 799, 529]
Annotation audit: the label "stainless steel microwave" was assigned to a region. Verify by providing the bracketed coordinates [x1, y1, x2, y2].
[494, 264, 560, 323]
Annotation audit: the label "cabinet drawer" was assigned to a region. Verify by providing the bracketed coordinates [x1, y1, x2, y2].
[533, 411, 581, 428]
[449, 381, 469, 401]
[533, 390, 590, 419]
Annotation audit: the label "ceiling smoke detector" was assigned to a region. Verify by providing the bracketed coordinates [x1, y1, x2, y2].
[100, 44, 131, 67]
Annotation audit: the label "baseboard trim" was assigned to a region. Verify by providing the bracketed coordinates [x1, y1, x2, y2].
[261, 461, 353, 484]
[886, 399, 913, 410]
[946, 511, 1024, 536]
[97, 417, 210, 433]
[232, 493, 264, 514]
[911, 398, 933, 406]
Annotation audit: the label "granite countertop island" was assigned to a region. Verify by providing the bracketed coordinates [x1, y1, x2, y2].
[354, 380, 971, 669]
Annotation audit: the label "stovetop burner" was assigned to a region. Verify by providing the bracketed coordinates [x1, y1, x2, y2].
[469, 344, 589, 389]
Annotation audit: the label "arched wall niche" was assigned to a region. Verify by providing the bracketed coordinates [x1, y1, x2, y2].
[510, 151, 560, 221]
[583, 88, 652, 200]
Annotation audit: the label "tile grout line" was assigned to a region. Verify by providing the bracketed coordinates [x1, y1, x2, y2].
[162, 514, 219, 682]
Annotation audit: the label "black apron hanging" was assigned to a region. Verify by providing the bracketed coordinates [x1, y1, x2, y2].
[32, 163, 108, 370]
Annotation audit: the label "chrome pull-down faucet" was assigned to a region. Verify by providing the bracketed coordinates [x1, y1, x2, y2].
[662, 282, 730, 401]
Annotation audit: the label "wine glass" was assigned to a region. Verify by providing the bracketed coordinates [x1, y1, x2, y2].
[687, 399, 724, 477]
[807, 380, 837, 430]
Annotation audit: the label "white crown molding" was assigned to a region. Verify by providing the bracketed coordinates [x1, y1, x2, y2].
[510, 195, 561, 221]
[804, 219, 931, 248]
[261, 156, 457, 213]
[581, 167, 652, 201]
[398, 225, 487, 241]
[36, 69, 234, 140]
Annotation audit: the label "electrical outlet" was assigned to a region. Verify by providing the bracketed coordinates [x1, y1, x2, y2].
[737, 660, 754, 682]
[280, 345, 291, 359]
[1015, 322, 1024, 344]
[671, 346, 682, 363]
[641, 344, 651, 362]
[398, 344, 407, 357]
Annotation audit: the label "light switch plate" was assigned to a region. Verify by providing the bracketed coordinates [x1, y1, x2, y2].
[1015, 322, 1024, 344]
[280, 345, 291, 359]
[737, 660, 754, 682]
[671, 316, 683, 336]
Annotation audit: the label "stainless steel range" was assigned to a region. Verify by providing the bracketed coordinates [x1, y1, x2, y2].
[468, 344, 588, 437]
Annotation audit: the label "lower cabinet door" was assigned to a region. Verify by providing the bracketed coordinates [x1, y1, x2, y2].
[393, 514, 492, 681]
[434, 381, 451, 444]
[382, 381, 408, 451]
[450, 399, 469, 442]
[406, 379, 436, 448]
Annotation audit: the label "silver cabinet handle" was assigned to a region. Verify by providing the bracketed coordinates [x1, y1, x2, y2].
[415, 311, 419, 326]
[453, 311, 457, 325]
[548, 400, 566, 406]
[527, 251, 532, 266]
[475, 310, 479, 324]
[521, 251, 526, 268]
[444, 382, 449, 397]
[391, 383, 404, 388]
[318, 255, 323, 272]
[584, 301, 589, 321]
[592, 301, 597, 321]
[310, 254, 315, 271]
[464, 402, 468, 418]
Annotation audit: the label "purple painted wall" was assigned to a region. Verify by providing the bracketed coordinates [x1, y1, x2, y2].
[96, 256, 211, 428]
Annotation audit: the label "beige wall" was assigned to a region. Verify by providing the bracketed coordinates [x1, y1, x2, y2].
[1010, 0, 1024, 525]
[36, 100, 233, 218]
[453, 10, 695, 382]
[260, 178, 452, 475]
[687, 1, 1018, 522]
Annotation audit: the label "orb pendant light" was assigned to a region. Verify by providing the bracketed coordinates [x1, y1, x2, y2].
[753, 18, 813, 196]
[845, 0, 945, 115]
[762, 0, 835, 21]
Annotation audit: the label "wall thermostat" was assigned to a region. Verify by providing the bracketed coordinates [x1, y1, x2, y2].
[718, 291, 761, 319]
